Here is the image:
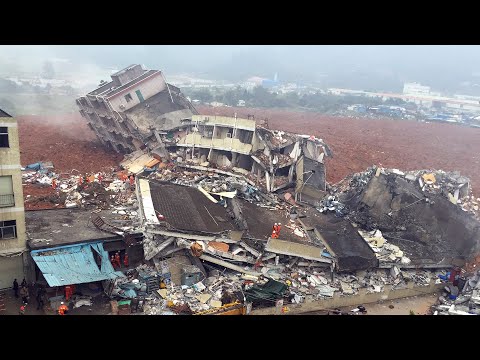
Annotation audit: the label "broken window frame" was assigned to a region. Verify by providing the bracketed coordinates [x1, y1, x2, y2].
[0, 127, 9, 148]
[0, 220, 17, 239]
[125, 93, 133, 103]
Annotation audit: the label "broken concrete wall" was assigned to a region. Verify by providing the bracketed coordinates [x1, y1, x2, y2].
[295, 155, 326, 205]
[303, 140, 325, 163]
[345, 172, 480, 265]
[314, 214, 378, 272]
[251, 131, 265, 153]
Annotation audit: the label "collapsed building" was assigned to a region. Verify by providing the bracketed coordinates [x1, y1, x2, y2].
[20, 145, 480, 314]
[76, 64, 197, 154]
[77, 65, 331, 195]
[128, 164, 480, 314]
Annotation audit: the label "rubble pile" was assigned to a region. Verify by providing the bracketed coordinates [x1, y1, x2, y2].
[433, 270, 480, 315]
[148, 163, 282, 209]
[333, 166, 477, 218]
[357, 229, 411, 265]
[330, 167, 376, 194]
[22, 162, 138, 214]
[317, 195, 346, 217]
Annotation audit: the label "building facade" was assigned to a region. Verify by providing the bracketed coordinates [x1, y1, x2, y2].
[403, 82, 431, 96]
[0, 109, 27, 289]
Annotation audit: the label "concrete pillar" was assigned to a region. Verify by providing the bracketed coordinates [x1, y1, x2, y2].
[154, 131, 162, 144]
[231, 152, 237, 167]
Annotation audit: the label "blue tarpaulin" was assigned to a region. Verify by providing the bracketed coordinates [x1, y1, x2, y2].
[31, 242, 124, 287]
[26, 162, 43, 171]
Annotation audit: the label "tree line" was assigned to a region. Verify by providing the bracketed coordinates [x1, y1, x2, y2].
[184, 86, 411, 113]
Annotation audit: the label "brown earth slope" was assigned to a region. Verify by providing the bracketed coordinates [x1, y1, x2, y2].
[17, 113, 123, 173]
[198, 106, 480, 197]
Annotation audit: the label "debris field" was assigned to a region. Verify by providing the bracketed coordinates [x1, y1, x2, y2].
[16, 107, 480, 315]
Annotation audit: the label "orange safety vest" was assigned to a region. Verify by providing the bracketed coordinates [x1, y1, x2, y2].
[58, 305, 68, 315]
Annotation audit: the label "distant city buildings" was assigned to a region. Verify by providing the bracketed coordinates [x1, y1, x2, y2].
[403, 82, 431, 96]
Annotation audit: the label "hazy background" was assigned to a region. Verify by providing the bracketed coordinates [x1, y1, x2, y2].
[1, 45, 480, 91]
[1, 45, 480, 115]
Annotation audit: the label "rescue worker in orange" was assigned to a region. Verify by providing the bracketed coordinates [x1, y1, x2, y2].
[123, 253, 129, 268]
[129, 175, 135, 187]
[58, 302, 68, 315]
[65, 285, 73, 301]
[110, 255, 117, 269]
[275, 223, 282, 237]
[51, 178, 57, 190]
[271, 230, 278, 239]
[114, 251, 121, 269]
[271, 223, 279, 238]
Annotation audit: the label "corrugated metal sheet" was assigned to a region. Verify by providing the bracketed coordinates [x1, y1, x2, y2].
[31, 242, 123, 287]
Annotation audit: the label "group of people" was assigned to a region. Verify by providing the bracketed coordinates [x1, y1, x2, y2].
[14, 278, 46, 315]
[119, 173, 136, 191]
[110, 251, 129, 270]
[271, 223, 282, 239]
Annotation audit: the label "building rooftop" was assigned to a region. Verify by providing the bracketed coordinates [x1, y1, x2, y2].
[87, 68, 158, 98]
[239, 200, 306, 243]
[26, 209, 136, 249]
[0, 108, 12, 117]
[149, 181, 237, 234]
[300, 210, 378, 272]
[111, 64, 140, 77]
[106, 70, 159, 99]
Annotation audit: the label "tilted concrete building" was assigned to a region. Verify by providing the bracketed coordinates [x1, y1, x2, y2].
[76, 64, 197, 154]
[0, 108, 28, 289]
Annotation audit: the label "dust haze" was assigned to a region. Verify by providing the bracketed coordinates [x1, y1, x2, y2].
[2, 45, 480, 92]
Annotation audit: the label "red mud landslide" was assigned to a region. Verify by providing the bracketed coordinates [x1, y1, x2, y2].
[198, 106, 480, 197]
[23, 184, 66, 210]
[17, 113, 123, 173]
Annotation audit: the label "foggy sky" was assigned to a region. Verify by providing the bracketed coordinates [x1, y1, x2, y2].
[1, 45, 480, 93]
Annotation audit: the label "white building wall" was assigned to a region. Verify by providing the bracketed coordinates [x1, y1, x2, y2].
[108, 73, 166, 112]
[403, 82, 430, 96]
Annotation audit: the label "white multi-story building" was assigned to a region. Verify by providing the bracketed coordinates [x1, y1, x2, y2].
[403, 82, 431, 96]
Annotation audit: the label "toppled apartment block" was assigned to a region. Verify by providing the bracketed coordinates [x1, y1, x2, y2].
[76, 64, 197, 154]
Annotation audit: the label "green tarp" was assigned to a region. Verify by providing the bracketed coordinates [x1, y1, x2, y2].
[245, 279, 288, 304]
